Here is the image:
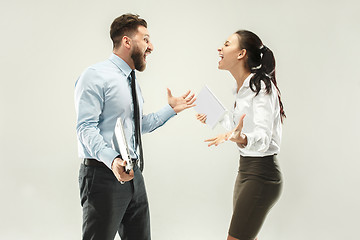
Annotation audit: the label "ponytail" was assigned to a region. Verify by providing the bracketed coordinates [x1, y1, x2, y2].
[250, 45, 286, 123]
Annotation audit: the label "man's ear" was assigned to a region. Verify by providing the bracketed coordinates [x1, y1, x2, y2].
[237, 49, 247, 60]
[122, 36, 131, 49]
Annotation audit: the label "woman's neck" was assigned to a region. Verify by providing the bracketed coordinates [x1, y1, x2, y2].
[230, 67, 251, 92]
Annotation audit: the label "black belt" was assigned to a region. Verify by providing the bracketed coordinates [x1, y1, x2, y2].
[83, 158, 107, 168]
[83, 158, 138, 168]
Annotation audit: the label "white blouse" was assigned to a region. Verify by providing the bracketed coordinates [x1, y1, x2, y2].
[220, 73, 282, 157]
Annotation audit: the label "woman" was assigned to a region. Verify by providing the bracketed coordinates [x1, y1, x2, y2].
[197, 30, 286, 240]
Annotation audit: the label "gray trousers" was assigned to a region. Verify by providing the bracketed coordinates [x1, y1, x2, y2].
[79, 163, 150, 240]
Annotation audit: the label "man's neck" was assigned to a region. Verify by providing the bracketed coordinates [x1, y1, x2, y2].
[113, 50, 135, 70]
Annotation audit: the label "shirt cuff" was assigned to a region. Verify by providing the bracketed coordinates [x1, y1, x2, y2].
[97, 148, 120, 169]
[242, 131, 255, 151]
[219, 111, 232, 131]
[242, 132, 268, 153]
[158, 104, 176, 122]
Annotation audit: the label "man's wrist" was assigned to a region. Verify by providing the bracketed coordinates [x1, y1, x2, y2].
[111, 155, 121, 169]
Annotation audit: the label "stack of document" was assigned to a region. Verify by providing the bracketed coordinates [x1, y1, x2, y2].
[194, 85, 227, 129]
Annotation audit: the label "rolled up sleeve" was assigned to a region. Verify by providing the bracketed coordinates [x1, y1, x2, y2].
[141, 104, 176, 134]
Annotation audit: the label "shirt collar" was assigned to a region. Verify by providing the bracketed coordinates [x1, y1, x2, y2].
[242, 73, 255, 88]
[109, 53, 133, 79]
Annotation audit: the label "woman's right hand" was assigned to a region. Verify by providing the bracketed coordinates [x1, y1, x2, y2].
[196, 113, 207, 124]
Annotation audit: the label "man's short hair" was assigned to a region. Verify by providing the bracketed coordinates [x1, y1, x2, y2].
[110, 14, 147, 49]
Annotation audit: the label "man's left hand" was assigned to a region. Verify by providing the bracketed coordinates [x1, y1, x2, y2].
[167, 88, 196, 113]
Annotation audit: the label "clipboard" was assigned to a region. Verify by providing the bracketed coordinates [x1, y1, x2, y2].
[194, 85, 227, 129]
[112, 117, 134, 172]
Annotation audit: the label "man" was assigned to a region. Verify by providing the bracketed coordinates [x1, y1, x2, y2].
[74, 14, 195, 240]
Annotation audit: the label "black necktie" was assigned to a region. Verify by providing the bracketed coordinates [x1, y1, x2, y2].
[130, 70, 144, 171]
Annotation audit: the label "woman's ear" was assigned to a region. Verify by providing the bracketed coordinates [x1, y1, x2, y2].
[237, 49, 247, 60]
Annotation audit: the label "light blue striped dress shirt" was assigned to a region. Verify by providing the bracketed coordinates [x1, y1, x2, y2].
[75, 53, 176, 169]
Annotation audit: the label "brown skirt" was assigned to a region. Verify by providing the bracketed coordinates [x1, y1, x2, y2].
[229, 155, 282, 240]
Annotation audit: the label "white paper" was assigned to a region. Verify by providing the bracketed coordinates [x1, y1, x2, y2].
[112, 117, 133, 171]
[194, 85, 227, 129]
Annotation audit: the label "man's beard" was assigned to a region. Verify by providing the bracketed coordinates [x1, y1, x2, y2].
[131, 44, 146, 72]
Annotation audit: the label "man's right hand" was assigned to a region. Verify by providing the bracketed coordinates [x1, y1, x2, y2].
[111, 157, 134, 182]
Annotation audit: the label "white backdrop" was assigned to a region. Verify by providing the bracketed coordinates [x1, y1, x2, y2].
[1, 0, 360, 239]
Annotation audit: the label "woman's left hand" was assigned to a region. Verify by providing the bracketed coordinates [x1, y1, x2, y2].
[205, 114, 247, 147]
